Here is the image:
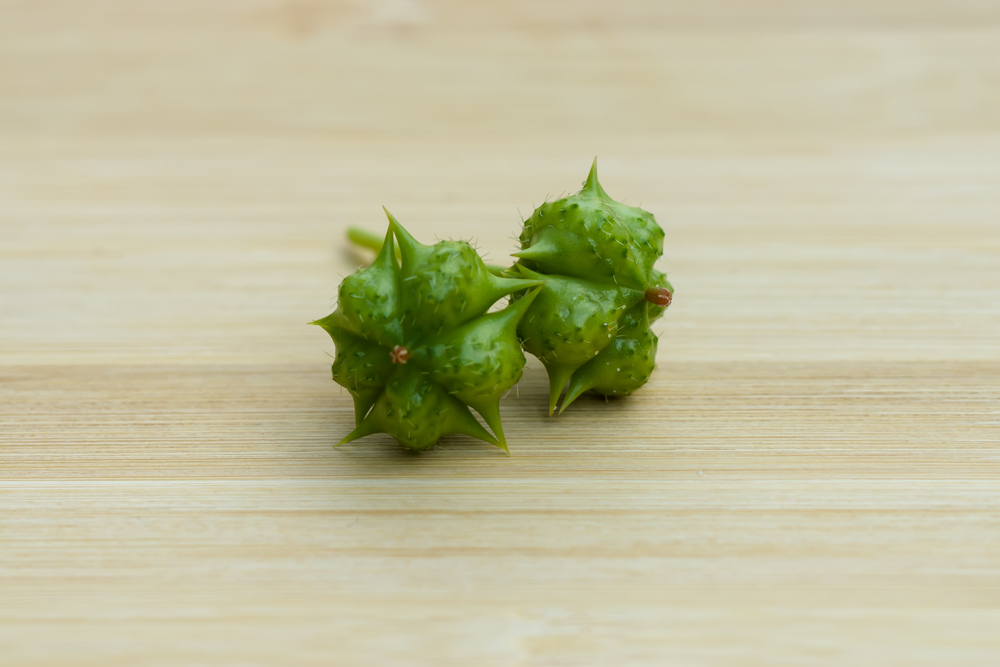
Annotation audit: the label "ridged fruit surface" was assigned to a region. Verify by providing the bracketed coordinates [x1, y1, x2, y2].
[512, 160, 673, 414]
[315, 210, 541, 452]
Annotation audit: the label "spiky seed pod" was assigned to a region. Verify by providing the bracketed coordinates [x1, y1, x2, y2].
[314, 209, 542, 453]
[512, 160, 673, 414]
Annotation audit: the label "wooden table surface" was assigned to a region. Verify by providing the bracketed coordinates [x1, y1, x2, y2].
[2, 1, 999, 665]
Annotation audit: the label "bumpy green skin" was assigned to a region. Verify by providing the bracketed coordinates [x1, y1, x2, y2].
[512, 160, 673, 414]
[314, 210, 541, 452]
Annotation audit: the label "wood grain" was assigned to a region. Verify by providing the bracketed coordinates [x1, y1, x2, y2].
[1, 1, 999, 665]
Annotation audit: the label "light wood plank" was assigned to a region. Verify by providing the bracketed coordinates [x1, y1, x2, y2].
[1, 1, 999, 665]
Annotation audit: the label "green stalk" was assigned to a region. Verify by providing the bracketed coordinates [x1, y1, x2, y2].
[346, 228, 389, 254]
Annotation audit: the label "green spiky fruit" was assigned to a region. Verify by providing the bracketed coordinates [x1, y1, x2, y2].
[512, 160, 673, 414]
[314, 209, 542, 453]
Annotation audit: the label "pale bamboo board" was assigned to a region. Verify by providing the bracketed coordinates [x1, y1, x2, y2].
[2, 2, 999, 665]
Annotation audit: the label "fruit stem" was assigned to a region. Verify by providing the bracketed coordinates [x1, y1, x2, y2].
[346, 226, 508, 276]
[347, 227, 386, 253]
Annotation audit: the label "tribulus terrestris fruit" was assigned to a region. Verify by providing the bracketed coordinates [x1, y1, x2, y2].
[314, 209, 541, 453]
[511, 160, 673, 414]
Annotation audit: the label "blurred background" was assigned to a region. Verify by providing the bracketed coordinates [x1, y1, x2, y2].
[4, 0, 998, 366]
[2, 1, 999, 665]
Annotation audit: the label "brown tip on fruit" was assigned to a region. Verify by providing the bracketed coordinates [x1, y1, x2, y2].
[645, 287, 673, 307]
[390, 345, 410, 364]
